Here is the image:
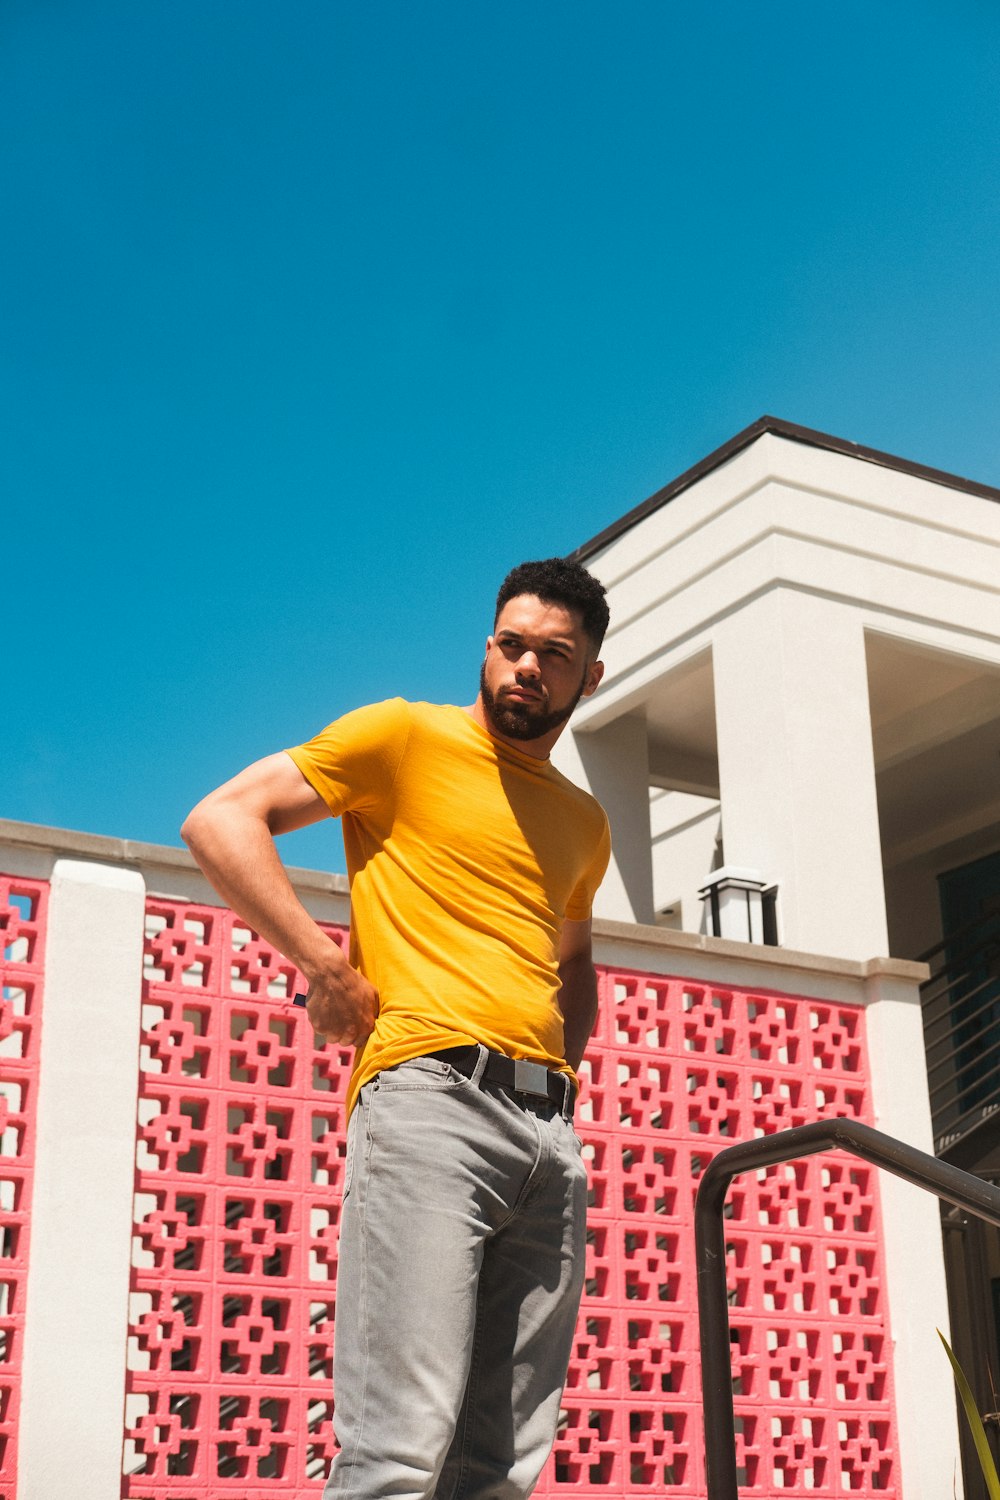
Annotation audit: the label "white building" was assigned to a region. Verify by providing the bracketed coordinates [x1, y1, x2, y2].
[554, 414, 1000, 1492]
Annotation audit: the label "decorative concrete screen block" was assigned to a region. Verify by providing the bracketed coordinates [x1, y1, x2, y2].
[124, 900, 354, 1496]
[544, 971, 896, 1499]
[0, 874, 48, 1494]
[123, 901, 898, 1498]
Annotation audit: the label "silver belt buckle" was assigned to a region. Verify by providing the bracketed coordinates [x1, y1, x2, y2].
[513, 1058, 550, 1097]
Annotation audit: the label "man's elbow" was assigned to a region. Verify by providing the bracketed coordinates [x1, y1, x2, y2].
[180, 805, 204, 852]
[558, 949, 595, 982]
[181, 779, 275, 854]
[180, 795, 222, 854]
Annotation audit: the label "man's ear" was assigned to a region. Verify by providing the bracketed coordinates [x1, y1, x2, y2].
[582, 660, 605, 698]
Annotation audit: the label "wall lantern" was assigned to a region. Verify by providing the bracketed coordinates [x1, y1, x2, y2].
[699, 866, 777, 945]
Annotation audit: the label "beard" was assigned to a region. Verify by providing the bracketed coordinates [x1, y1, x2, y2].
[479, 662, 588, 742]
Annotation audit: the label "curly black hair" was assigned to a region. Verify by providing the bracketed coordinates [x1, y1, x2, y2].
[494, 557, 610, 651]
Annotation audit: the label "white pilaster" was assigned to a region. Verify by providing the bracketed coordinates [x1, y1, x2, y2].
[712, 589, 889, 961]
[19, 859, 145, 1500]
[863, 962, 963, 1499]
[556, 714, 655, 924]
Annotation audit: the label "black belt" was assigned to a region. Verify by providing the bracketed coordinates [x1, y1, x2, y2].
[425, 1045, 575, 1112]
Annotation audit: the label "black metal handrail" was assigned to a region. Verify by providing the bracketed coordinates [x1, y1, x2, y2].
[695, 1117, 1000, 1498]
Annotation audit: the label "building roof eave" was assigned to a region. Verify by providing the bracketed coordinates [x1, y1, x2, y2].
[567, 415, 1000, 564]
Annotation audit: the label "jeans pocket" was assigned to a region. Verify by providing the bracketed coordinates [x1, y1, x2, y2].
[342, 1104, 359, 1199]
[376, 1055, 469, 1091]
[342, 1081, 374, 1198]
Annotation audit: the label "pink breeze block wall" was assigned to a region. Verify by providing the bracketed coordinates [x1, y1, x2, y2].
[548, 971, 895, 1496]
[122, 897, 898, 1499]
[0, 875, 49, 1495]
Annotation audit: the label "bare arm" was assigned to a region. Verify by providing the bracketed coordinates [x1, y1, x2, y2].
[557, 917, 600, 1072]
[180, 753, 377, 1046]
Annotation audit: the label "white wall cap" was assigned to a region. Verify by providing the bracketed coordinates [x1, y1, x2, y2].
[51, 856, 145, 892]
[0, 818, 352, 926]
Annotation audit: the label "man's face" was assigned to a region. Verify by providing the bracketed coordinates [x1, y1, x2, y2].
[478, 595, 604, 745]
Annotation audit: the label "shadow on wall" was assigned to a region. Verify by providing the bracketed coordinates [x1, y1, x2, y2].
[573, 716, 655, 925]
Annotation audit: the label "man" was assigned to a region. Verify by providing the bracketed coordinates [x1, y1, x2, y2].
[181, 556, 611, 1500]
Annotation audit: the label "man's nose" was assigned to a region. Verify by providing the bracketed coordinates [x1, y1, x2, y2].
[515, 650, 541, 678]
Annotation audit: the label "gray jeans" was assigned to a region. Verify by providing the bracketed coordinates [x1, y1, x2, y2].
[324, 1047, 588, 1500]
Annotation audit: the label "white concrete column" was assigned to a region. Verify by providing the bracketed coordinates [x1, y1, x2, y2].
[20, 859, 145, 1500]
[712, 589, 888, 960]
[555, 714, 655, 924]
[863, 961, 963, 1500]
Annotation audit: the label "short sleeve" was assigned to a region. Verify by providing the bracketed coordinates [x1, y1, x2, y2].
[564, 812, 612, 921]
[285, 698, 412, 819]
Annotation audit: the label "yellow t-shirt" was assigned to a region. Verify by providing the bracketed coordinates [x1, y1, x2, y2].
[287, 699, 611, 1114]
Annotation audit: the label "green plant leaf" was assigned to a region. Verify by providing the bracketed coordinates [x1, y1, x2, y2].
[939, 1328, 1000, 1499]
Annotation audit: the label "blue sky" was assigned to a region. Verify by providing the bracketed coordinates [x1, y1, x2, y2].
[3, 0, 999, 873]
